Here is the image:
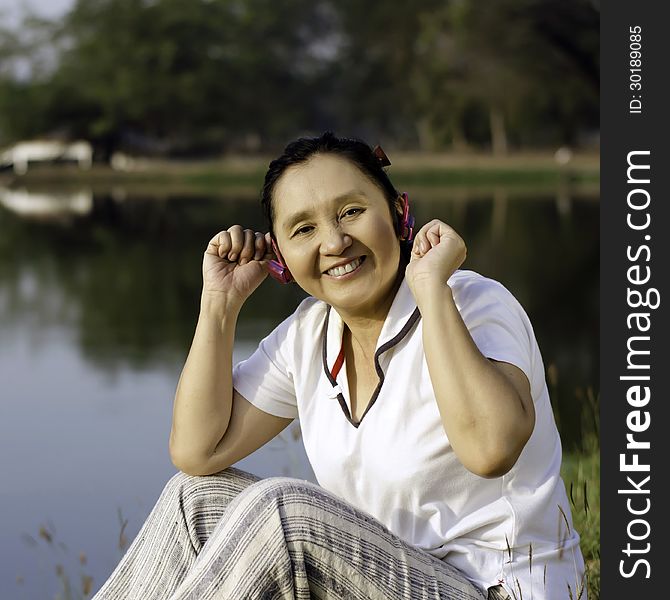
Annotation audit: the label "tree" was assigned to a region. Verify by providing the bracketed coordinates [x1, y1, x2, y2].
[447, 0, 599, 150]
[0, 0, 599, 154]
[37, 0, 336, 156]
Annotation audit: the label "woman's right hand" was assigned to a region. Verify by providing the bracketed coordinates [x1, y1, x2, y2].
[202, 226, 275, 307]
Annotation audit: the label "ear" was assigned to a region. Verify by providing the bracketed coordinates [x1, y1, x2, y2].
[268, 237, 294, 284]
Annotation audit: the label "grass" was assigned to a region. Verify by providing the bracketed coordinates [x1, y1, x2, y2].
[559, 385, 600, 600]
[562, 447, 599, 600]
[20, 509, 130, 599]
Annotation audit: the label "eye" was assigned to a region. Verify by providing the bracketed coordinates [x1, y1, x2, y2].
[342, 207, 363, 218]
[292, 225, 314, 237]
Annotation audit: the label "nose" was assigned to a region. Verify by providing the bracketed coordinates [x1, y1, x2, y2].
[319, 222, 352, 255]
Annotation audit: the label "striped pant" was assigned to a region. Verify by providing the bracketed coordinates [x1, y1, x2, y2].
[92, 468, 501, 600]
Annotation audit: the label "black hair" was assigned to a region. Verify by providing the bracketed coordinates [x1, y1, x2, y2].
[261, 131, 411, 261]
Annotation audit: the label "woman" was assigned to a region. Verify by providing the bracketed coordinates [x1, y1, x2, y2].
[92, 132, 585, 600]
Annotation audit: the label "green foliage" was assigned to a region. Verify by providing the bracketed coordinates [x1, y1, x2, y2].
[0, 0, 599, 154]
[560, 384, 600, 599]
[562, 448, 600, 599]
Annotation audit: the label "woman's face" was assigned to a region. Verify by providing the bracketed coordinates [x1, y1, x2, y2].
[272, 153, 403, 318]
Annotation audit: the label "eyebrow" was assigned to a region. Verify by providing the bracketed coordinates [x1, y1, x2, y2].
[281, 190, 368, 233]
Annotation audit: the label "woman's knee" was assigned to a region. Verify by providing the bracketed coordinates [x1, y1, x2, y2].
[234, 476, 322, 512]
[249, 476, 316, 494]
[160, 467, 261, 504]
[161, 470, 198, 499]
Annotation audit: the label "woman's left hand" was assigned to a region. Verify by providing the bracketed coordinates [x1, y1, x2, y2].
[405, 219, 467, 300]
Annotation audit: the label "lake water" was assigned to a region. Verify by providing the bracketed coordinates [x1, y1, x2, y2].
[0, 182, 598, 599]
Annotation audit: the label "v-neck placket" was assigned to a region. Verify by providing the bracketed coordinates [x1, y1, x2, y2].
[320, 279, 422, 429]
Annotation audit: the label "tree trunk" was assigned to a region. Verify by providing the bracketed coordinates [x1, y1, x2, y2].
[489, 105, 508, 155]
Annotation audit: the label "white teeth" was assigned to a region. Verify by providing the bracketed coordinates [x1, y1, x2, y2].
[327, 257, 362, 277]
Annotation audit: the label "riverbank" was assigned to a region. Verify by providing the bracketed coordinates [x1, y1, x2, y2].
[0, 151, 600, 199]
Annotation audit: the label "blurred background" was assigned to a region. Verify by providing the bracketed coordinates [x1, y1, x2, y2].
[0, 1, 600, 598]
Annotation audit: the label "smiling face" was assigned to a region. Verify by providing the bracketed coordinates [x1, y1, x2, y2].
[272, 153, 404, 319]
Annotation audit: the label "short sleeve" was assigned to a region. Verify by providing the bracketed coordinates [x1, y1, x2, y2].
[232, 310, 299, 419]
[451, 272, 534, 381]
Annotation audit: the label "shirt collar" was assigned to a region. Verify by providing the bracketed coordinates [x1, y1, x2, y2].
[322, 275, 420, 375]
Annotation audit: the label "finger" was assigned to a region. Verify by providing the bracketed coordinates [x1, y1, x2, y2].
[253, 231, 266, 260]
[414, 220, 456, 254]
[238, 229, 257, 264]
[411, 220, 436, 254]
[227, 225, 245, 261]
[206, 230, 231, 258]
[263, 232, 276, 260]
[416, 219, 441, 235]
[411, 231, 429, 255]
[427, 228, 442, 247]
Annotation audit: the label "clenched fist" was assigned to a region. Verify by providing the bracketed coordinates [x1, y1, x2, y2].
[202, 226, 276, 307]
[405, 219, 467, 302]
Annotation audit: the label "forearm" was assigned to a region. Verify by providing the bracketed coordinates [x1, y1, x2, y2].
[417, 284, 533, 477]
[169, 293, 241, 467]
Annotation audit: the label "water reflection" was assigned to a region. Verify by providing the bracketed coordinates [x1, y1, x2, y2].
[0, 186, 93, 221]
[0, 184, 598, 437]
[0, 184, 598, 598]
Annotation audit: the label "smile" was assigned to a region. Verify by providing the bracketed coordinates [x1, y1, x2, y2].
[325, 257, 365, 278]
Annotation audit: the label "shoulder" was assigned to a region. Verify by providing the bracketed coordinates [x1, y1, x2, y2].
[446, 269, 534, 340]
[277, 295, 329, 340]
[253, 295, 325, 352]
[294, 294, 328, 324]
[447, 269, 521, 311]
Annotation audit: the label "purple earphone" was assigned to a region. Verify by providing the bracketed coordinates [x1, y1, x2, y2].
[267, 239, 294, 284]
[267, 192, 415, 284]
[399, 192, 415, 243]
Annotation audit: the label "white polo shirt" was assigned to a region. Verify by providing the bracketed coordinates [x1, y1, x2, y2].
[233, 270, 585, 600]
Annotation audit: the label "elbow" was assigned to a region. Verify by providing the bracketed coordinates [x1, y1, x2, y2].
[465, 419, 535, 479]
[170, 452, 203, 477]
[169, 442, 197, 475]
[169, 436, 215, 477]
[468, 452, 520, 479]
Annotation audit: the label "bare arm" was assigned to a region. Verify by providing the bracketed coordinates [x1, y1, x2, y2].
[418, 285, 535, 478]
[178, 389, 293, 476]
[406, 219, 535, 478]
[169, 227, 290, 475]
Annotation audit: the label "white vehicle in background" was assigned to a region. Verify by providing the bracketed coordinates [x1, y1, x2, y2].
[0, 139, 93, 174]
